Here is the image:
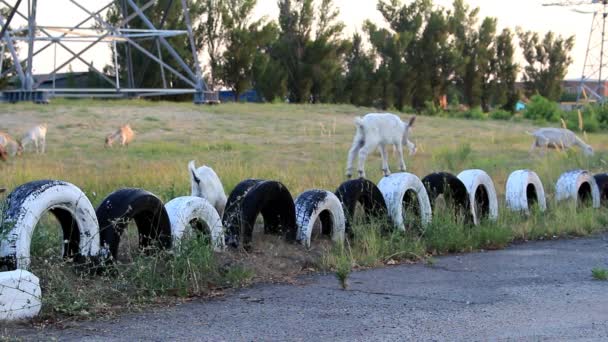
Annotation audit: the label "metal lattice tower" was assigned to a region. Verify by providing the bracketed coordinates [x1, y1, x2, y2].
[0, 0, 216, 103]
[544, 0, 608, 104]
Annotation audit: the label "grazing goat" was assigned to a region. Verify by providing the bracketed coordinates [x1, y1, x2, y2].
[105, 124, 135, 148]
[21, 123, 47, 154]
[188, 160, 227, 217]
[346, 113, 416, 178]
[528, 128, 594, 156]
[0, 132, 23, 156]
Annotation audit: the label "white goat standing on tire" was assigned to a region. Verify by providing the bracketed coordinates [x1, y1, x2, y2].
[346, 113, 416, 178]
[188, 160, 227, 218]
[528, 128, 594, 156]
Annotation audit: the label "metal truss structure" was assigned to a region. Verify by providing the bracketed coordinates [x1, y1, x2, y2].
[0, 0, 216, 103]
[544, 0, 608, 104]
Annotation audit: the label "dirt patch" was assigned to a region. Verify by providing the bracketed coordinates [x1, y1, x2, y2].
[218, 222, 333, 283]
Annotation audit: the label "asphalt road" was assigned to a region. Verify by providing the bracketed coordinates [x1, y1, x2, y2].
[4, 234, 608, 341]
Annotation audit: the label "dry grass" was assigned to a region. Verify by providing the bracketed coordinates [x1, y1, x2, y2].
[2, 99, 608, 319]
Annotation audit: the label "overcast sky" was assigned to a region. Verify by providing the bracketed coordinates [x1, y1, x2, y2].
[10, 0, 596, 80]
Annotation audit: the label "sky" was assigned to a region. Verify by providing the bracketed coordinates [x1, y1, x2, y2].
[7, 0, 598, 80]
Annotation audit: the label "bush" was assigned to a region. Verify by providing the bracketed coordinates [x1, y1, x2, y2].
[423, 100, 441, 116]
[489, 109, 512, 120]
[459, 107, 486, 120]
[524, 95, 562, 122]
[562, 107, 600, 133]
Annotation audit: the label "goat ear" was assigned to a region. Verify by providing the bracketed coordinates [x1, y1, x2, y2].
[188, 160, 201, 183]
[407, 116, 416, 127]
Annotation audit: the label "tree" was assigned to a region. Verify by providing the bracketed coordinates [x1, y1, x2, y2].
[517, 29, 574, 101]
[492, 28, 519, 111]
[343, 33, 377, 106]
[198, 0, 224, 88]
[219, 0, 270, 101]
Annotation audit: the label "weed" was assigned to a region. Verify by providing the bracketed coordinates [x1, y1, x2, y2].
[592, 267, 608, 281]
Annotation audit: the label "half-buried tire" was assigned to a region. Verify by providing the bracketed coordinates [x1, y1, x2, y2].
[335, 178, 388, 234]
[555, 170, 600, 208]
[223, 180, 297, 250]
[457, 169, 499, 225]
[97, 188, 172, 261]
[165, 196, 225, 251]
[422, 172, 470, 221]
[505, 170, 547, 214]
[377, 173, 432, 232]
[0, 180, 100, 270]
[593, 173, 608, 206]
[294, 189, 346, 248]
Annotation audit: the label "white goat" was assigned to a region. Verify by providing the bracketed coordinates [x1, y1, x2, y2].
[188, 160, 227, 218]
[346, 113, 416, 178]
[528, 128, 594, 156]
[21, 123, 47, 154]
[0, 132, 23, 156]
[105, 124, 135, 148]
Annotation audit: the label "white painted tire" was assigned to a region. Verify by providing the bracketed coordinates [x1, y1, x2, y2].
[294, 190, 346, 248]
[0, 269, 41, 321]
[505, 170, 547, 214]
[0, 180, 100, 270]
[377, 173, 432, 231]
[555, 170, 600, 208]
[457, 169, 499, 225]
[165, 196, 225, 251]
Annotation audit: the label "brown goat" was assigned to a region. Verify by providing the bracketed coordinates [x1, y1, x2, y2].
[105, 124, 135, 148]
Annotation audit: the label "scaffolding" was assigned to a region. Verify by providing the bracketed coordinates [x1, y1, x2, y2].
[0, 0, 217, 103]
[544, 0, 608, 105]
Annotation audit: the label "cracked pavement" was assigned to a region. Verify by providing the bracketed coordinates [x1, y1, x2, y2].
[4, 234, 608, 341]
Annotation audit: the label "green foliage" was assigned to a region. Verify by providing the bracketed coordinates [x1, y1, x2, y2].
[523, 95, 561, 122]
[517, 29, 575, 101]
[592, 267, 608, 281]
[489, 109, 512, 120]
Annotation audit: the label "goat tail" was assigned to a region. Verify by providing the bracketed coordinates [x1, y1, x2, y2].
[408, 115, 416, 127]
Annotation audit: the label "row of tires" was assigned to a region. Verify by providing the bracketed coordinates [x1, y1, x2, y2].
[1, 168, 606, 272]
[0, 168, 607, 320]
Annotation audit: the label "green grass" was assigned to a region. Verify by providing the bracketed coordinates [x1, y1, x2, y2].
[2, 100, 608, 320]
[592, 267, 608, 281]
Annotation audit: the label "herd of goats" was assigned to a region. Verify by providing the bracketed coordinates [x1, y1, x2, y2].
[0, 112, 605, 321]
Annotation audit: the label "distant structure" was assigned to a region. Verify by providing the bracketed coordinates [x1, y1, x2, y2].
[544, 0, 608, 105]
[0, 0, 217, 104]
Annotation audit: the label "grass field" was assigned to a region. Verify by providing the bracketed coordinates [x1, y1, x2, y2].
[1, 100, 608, 320]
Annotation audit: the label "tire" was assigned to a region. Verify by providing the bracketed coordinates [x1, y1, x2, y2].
[555, 170, 600, 208]
[223, 180, 297, 250]
[421, 172, 471, 221]
[377, 173, 432, 232]
[0, 180, 100, 270]
[593, 173, 608, 206]
[505, 170, 547, 214]
[222, 179, 264, 248]
[457, 169, 499, 225]
[96, 188, 172, 261]
[294, 189, 346, 248]
[0, 269, 42, 320]
[334, 178, 388, 233]
[165, 196, 224, 251]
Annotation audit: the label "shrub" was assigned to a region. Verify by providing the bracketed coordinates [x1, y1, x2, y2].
[489, 109, 512, 120]
[524, 95, 561, 122]
[460, 107, 486, 120]
[562, 108, 600, 133]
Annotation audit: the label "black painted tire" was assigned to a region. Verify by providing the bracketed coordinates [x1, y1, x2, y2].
[334, 178, 388, 233]
[0, 180, 100, 270]
[223, 180, 297, 250]
[422, 172, 471, 221]
[294, 189, 346, 248]
[594, 173, 608, 206]
[97, 188, 172, 260]
[222, 179, 263, 247]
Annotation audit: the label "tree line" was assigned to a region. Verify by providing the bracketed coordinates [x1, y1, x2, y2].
[4, 0, 576, 111]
